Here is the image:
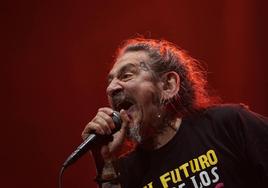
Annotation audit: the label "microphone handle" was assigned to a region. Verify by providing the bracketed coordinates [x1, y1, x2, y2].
[62, 111, 122, 168]
[63, 134, 112, 167]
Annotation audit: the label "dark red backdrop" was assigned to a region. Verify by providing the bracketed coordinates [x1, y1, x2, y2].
[2, 0, 268, 187]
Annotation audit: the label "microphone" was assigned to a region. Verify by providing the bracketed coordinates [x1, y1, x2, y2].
[62, 111, 122, 168]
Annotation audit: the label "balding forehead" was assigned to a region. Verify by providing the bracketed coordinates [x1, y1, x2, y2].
[107, 51, 152, 83]
[110, 51, 150, 73]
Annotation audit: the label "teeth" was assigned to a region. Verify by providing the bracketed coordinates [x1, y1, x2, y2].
[117, 101, 133, 111]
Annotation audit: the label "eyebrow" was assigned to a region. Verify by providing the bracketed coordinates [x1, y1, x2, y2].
[107, 63, 137, 83]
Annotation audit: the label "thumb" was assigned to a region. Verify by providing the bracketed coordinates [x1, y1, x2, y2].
[120, 109, 130, 130]
[106, 109, 130, 153]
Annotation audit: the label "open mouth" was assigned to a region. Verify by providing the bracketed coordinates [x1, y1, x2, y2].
[114, 99, 135, 112]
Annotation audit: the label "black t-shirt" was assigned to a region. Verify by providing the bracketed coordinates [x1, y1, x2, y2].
[118, 104, 268, 188]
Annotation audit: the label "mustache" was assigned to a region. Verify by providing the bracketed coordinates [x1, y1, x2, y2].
[111, 92, 135, 111]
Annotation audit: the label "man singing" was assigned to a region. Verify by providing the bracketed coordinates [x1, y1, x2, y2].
[82, 38, 268, 188]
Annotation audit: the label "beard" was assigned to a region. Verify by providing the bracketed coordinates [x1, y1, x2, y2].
[110, 88, 167, 146]
[126, 122, 142, 143]
[125, 104, 165, 146]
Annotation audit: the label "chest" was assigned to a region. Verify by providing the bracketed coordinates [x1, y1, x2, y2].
[120, 130, 254, 188]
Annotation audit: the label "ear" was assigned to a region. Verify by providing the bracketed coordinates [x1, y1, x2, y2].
[159, 71, 180, 100]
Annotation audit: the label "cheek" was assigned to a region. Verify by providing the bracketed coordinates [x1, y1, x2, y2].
[135, 87, 161, 123]
[137, 85, 161, 106]
[127, 76, 161, 106]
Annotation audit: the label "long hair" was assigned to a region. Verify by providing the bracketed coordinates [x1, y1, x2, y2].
[114, 37, 219, 116]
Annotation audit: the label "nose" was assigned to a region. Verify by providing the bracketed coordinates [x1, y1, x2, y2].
[106, 78, 123, 97]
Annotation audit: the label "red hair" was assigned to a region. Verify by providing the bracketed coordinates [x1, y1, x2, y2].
[114, 37, 219, 116]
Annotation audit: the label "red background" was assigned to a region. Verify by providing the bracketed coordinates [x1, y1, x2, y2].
[2, 0, 268, 187]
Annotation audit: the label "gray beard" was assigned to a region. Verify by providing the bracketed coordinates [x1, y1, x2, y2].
[127, 123, 142, 144]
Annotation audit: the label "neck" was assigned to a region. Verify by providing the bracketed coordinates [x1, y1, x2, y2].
[139, 117, 182, 150]
[154, 117, 182, 149]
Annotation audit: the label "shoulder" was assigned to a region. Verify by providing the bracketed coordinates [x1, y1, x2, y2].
[204, 103, 268, 122]
[198, 103, 268, 136]
[185, 103, 252, 136]
[205, 103, 248, 115]
[202, 103, 250, 121]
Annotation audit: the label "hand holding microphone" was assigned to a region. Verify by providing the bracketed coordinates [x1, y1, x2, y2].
[63, 108, 129, 168]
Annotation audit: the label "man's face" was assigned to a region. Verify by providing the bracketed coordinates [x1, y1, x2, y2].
[106, 51, 163, 143]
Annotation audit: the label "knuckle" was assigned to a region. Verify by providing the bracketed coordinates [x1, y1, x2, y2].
[98, 107, 113, 114]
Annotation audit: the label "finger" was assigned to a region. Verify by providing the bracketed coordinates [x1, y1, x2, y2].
[81, 123, 94, 140]
[82, 121, 105, 139]
[98, 107, 114, 116]
[97, 111, 115, 131]
[93, 115, 112, 134]
[120, 109, 130, 129]
[106, 109, 130, 152]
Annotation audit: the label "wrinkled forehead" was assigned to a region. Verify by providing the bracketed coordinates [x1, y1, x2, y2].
[108, 51, 151, 77]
